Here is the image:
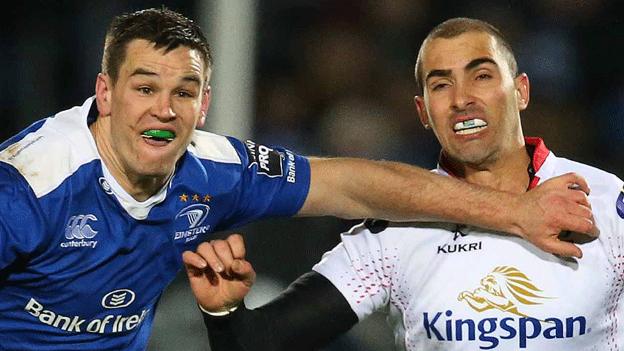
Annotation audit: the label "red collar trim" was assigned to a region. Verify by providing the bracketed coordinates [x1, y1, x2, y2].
[438, 137, 550, 189]
[525, 137, 549, 174]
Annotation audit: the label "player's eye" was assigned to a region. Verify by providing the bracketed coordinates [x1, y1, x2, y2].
[431, 82, 449, 91]
[138, 86, 153, 95]
[176, 90, 194, 98]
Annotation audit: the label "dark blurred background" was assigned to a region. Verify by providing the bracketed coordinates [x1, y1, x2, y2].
[1, 1, 622, 350]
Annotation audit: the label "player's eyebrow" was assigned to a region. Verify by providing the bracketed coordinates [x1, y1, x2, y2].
[425, 57, 498, 83]
[130, 68, 201, 86]
[130, 67, 157, 77]
[465, 57, 498, 71]
[425, 69, 452, 82]
[180, 74, 201, 86]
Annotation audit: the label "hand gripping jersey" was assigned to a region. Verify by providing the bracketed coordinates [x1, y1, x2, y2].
[314, 138, 624, 351]
[0, 97, 310, 350]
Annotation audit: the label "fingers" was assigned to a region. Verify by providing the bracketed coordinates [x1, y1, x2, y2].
[565, 201, 592, 220]
[561, 212, 599, 237]
[182, 250, 208, 271]
[194, 234, 247, 275]
[566, 173, 590, 195]
[194, 241, 225, 273]
[542, 172, 591, 196]
[231, 259, 256, 287]
[567, 187, 591, 210]
[227, 234, 246, 259]
[182, 250, 219, 287]
[539, 238, 583, 259]
[564, 187, 597, 236]
[566, 202, 598, 235]
[212, 240, 236, 273]
[544, 173, 598, 237]
[556, 172, 590, 195]
[559, 188, 598, 237]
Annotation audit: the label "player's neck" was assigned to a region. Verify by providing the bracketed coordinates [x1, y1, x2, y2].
[90, 118, 169, 202]
[445, 145, 531, 194]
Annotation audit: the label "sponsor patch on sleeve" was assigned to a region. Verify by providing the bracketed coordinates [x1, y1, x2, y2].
[244, 140, 284, 177]
[616, 187, 624, 219]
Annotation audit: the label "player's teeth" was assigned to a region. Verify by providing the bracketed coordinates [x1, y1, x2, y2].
[456, 126, 487, 135]
[453, 119, 487, 131]
[141, 130, 176, 140]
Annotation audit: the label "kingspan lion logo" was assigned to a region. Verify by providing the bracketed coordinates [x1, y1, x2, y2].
[458, 266, 553, 318]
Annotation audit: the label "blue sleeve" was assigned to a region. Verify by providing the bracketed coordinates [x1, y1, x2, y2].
[0, 164, 47, 271]
[221, 138, 311, 229]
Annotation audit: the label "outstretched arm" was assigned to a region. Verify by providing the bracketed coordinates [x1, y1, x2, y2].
[183, 235, 356, 351]
[299, 158, 597, 258]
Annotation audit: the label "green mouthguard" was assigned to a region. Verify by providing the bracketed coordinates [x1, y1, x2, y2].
[142, 130, 176, 139]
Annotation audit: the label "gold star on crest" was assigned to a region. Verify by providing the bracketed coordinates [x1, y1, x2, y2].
[179, 193, 188, 202]
[203, 194, 212, 202]
[192, 194, 200, 202]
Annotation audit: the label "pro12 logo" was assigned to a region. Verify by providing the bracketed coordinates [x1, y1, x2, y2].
[244, 140, 284, 177]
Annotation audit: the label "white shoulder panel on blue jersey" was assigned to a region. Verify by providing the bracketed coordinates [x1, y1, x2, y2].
[0, 98, 98, 198]
[188, 130, 241, 164]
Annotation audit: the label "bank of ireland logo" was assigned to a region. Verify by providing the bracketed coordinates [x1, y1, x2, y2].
[102, 289, 136, 309]
[458, 266, 552, 318]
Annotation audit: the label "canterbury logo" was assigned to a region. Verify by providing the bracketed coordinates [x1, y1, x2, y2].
[65, 215, 98, 239]
[458, 266, 553, 318]
[176, 204, 210, 229]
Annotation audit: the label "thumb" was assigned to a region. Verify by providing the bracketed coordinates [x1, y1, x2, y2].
[231, 259, 256, 286]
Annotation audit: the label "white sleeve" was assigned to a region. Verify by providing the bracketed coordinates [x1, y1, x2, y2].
[312, 223, 394, 321]
[602, 175, 624, 341]
[602, 174, 624, 259]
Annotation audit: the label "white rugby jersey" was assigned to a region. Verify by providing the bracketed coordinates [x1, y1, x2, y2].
[0, 97, 310, 350]
[314, 138, 624, 351]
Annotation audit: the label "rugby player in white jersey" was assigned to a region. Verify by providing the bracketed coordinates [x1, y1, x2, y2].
[185, 17, 623, 350]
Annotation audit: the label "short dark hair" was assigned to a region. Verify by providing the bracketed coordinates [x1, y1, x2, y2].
[414, 18, 518, 95]
[102, 7, 212, 84]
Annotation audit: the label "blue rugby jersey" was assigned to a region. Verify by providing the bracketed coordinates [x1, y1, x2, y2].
[0, 97, 310, 350]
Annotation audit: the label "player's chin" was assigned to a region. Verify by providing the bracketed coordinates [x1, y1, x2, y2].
[140, 139, 182, 157]
[138, 164, 175, 179]
[135, 153, 178, 177]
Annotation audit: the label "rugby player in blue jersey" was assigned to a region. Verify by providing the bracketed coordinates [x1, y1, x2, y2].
[189, 18, 622, 351]
[0, 9, 595, 350]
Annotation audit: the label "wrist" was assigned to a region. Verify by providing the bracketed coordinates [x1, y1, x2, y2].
[198, 303, 239, 316]
[502, 193, 525, 238]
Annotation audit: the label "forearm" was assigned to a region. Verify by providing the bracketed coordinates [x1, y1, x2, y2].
[300, 158, 520, 234]
[203, 271, 358, 351]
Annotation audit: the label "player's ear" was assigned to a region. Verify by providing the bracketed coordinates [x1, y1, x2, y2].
[95, 73, 113, 116]
[414, 95, 431, 130]
[515, 73, 530, 111]
[197, 86, 211, 128]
